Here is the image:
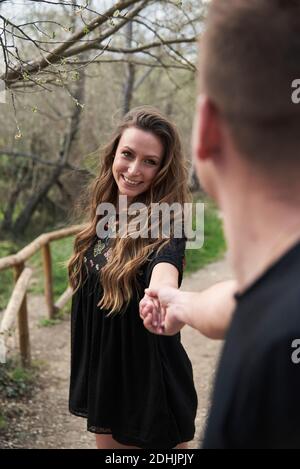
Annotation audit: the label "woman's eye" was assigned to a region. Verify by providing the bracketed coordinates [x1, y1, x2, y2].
[145, 159, 156, 166]
[122, 151, 132, 158]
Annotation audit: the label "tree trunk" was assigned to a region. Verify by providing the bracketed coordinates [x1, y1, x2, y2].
[12, 165, 64, 236]
[189, 167, 201, 193]
[12, 72, 86, 236]
[122, 17, 135, 115]
[0, 165, 31, 234]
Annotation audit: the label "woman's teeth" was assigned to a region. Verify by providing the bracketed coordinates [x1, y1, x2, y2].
[122, 175, 141, 186]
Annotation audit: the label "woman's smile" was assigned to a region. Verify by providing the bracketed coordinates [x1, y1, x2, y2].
[121, 174, 143, 187]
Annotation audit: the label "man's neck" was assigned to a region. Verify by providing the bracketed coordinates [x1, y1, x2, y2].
[222, 195, 300, 294]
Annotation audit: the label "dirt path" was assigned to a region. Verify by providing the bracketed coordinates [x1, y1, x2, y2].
[0, 257, 232, 449]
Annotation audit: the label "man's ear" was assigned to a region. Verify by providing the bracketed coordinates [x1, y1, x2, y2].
[194, 95, 222, 162]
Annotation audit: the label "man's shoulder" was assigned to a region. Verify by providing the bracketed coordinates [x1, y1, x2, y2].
[231, 262, 300, 345]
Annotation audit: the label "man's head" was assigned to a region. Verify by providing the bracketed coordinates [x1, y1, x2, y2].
[193, 0, 300, 201]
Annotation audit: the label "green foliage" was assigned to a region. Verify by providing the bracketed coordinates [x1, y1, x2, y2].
[0, 236, 74, 310]
[0, 358, 38, 399]
[0, 241, 18, 310]
[185, 200, 226, 273]
[28, 236, 74, 298]
[0, 413, 7, 430]
[61, 298, 72, 315]
[38, 317, 62, 327]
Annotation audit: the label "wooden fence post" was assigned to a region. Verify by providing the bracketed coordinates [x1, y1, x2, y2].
[42, 242, 54, 319]
[14, 263, 31, 368]
[0, 267, 32, 365]
[0, 225, 82, 365]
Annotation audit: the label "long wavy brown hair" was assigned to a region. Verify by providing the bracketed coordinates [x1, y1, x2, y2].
[68, 106, 191, 314]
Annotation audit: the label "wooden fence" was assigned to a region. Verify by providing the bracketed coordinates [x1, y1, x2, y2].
[0, 225, 83, 367]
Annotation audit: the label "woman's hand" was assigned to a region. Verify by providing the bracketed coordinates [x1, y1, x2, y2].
[139, 292, 163, 334]
[144, 286, 185, 335]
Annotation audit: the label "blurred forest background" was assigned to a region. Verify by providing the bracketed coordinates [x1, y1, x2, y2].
[0, 0, 206, 240]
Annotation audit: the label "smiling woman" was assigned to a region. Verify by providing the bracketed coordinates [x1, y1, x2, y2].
[112, 127, 163, 203]
[67, 106, 197, 449]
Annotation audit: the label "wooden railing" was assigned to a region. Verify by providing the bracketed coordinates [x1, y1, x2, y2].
[0, 225, 83, 367]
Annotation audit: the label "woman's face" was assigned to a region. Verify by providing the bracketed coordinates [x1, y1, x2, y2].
[112, 127, 163, 201]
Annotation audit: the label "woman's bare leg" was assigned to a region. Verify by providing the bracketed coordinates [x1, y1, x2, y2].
[95, 434, 140, 449]
[174, 442, 189, 449]
[96, 434, 190, 449]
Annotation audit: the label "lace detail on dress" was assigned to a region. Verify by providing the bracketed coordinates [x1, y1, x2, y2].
[88, 425, 112, 434]
[93, 239, 106, 257]
[70, 409, 112, 434]
[83, 237, 113, 275]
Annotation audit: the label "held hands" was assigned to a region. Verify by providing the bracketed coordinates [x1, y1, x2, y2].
[139, 287, 185, 336]
[139, 292, 164, 334]
[140, 280, 236, 339]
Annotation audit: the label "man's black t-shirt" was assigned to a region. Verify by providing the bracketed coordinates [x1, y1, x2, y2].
[203, 241, 300, 449]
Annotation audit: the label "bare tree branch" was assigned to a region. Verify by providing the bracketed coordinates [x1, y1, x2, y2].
[0, 150, 93, 176]
[2, 0, 146, 85]
[0, 0, 200, 90]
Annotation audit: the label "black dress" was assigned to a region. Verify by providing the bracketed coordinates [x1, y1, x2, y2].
[69, 235, 197, 449]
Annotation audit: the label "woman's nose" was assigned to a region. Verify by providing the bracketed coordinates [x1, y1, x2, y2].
[128, 160, 141, 176]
